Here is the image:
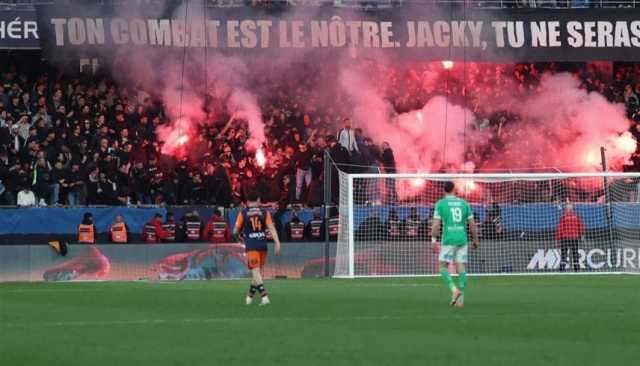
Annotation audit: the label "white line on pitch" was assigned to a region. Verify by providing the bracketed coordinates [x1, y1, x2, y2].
[2, 311, 631, 328]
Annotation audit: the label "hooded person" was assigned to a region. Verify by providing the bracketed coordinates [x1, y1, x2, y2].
[77, 212, 96, 244]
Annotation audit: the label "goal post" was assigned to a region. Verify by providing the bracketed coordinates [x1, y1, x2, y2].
[333, 172, 640, 278]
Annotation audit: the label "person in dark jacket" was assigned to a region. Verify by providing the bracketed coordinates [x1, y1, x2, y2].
[182, 210, 203, 242]
[327, 135, 348, 204]
[327, 206, 340, 241]
[294, 143, 313, 201]
[482, 202, 503, 240]
[386, 208, 402, 241]
[162, 211, 177, 242]
[403, 207, 425, 241]
[286, 211, 306, 241]
[271, 198, 288, 241]
[305, 209, 325, 241]
[381, 142, 397, 204]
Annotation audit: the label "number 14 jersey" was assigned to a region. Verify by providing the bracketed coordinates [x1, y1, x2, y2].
[235, 206, 273, 251]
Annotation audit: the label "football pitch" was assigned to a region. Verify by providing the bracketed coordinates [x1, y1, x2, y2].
[1, 276, 639, 366]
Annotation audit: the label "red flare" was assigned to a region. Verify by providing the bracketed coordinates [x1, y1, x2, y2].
[256, 148, 266, 169]
[409, 178, 426, 189]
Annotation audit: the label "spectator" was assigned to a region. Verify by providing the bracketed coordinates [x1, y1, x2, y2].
[279, 174, 296, 206]
[64, 163, 85, 206]
[327, 135, 348, 204]
[208, 163, 232, 206]
[294, 143, 312, 201]
[624, 84, 639, 106]
[556, 203, 585, 272]
[16, 185, 36, 207]
[32, 157, 55, 206]
[96, 172, 117, 205]
[482, 202, 503, 239]
[337, 118, 359, 157]
[381, 142, 397, 203]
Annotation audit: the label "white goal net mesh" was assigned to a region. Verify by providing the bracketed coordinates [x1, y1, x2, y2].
[334, 172, 640, 278]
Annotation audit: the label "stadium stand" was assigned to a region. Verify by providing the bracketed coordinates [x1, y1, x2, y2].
[2, 53, 640, 208]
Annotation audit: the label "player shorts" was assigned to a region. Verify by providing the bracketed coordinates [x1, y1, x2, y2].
[246, 250, 267, 270]
[438, 245, 468, 263]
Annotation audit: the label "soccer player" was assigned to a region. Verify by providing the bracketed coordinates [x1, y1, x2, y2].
[431, 181, 479, 308]
[233, 191, 281, 306]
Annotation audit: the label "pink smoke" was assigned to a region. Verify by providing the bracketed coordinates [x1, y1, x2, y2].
[227, 89, 265, 151]
[504, 73, 634, 171]
[339, 67, 476, 173]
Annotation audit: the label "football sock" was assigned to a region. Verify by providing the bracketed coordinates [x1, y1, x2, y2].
[257, 284, 267, 298]
[458, 272, 467, 293]
[248, 285, 257, 298]
[439, 268, 456, 292]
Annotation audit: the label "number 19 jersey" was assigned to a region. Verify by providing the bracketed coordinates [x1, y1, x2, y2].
[433, 194, 473, 246]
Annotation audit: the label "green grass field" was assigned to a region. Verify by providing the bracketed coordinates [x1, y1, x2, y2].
[1, 276, 639, 366]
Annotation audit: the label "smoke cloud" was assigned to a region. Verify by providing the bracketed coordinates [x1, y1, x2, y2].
[488, 72, 634, 172]
[44, 1, 637, 175]
[340, 63, 634, 173]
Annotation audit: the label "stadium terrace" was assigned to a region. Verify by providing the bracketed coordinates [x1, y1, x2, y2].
[2, 2, 640, 366]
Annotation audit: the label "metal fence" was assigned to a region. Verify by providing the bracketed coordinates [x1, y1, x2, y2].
[1, 0, 640, 9]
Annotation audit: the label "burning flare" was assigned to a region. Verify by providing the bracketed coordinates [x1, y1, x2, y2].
[256, 148, 266, 169]
[410, 178, 426, 188]
[442, 60, 454, 70]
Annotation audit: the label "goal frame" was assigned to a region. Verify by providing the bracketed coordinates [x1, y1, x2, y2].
[335, 172, 640, 279]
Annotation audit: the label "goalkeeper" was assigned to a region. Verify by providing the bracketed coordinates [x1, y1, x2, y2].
[431, 181, 479, 308]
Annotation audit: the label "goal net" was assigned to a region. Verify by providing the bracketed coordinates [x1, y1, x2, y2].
[334, 172, 640, 278]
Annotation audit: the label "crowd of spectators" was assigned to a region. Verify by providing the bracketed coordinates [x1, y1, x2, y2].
[1, 51, 640, 208]
[0, 53, 353, 207]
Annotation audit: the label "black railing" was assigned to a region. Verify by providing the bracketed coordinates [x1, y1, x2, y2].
[1, 0, 639, 9]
